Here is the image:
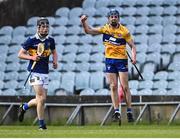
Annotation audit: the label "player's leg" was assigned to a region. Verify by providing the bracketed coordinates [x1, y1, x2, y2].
[106, 73, 121, 121]
[33, 85, 47, 130]
[18, 98, 37, 122]
[119, 72, 134, 122]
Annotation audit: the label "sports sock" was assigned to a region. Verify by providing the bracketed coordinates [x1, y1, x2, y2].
[39, 119, 45, 127]
[23, 103, 29, 111]
[127, 108, 132, 113]
[114, 108, 119, 113]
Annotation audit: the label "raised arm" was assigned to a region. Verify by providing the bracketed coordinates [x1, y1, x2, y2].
[80, 15, 101, 35]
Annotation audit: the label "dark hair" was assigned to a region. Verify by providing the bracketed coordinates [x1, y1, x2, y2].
[107, 9, 120, 17]
[37, 17, 49, 26]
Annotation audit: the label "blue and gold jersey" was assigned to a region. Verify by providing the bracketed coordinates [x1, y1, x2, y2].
[22, 34, 55, 74]
[98, 24, 133, 59]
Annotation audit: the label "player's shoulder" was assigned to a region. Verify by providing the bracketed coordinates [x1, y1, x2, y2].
[48, 35, 55, 40]
[119, 24, 129, 32]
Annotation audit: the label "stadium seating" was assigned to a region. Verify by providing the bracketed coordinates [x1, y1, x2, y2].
[0, 0, 180, 96]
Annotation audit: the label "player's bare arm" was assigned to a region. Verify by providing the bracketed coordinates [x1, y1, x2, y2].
[80, 15, 101, 35]
[51, 49, 58, 69]
[18, 48, 39, 61]
[127, 40, 136, 65]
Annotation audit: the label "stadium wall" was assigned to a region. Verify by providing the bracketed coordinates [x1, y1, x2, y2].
[0, 96, 179, 125]
[0, 0, 83, 27]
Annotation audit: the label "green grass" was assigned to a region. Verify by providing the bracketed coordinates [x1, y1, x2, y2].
[0, 125, 180, 138]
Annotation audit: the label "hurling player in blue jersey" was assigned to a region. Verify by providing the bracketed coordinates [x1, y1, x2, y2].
[81, 9, 136, 123]
[18, 17, 58, 130]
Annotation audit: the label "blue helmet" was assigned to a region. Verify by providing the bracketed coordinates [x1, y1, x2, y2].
[107, 9, 120, 18]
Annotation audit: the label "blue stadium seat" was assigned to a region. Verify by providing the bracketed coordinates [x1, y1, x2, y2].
[55, 7, 70, 17]
[89, 62, 105, 72]
[168, 62, 180, 71]
[94, 89, 110, 96]
[56, 44, 64, 54]
[79, 35, 93, 44]
[82, 0, 96, 8]
[48, 80, 60, 95]
[136, 7, 149, 16]
[135, 25, 149, 35]
[94, 17, 107, 26]
[11, 35, 26, 45]
[147, 44, 161, 53]
[0, 26, 13, 36]
[54, 35, 66, 44]
[13, 26, 27, 37]
[142, 62, 157, 73]
[149, 7, 163, 16]
[162, 16, 176, 26]
[0, 35, 11, 45]
[1, 88, 17, 96]
[95, 7, 109, 17]
[66, 26, 81, 35]
[154, 71, 168, 81]
[161, 44, 176, 54]
[4, 80, 18, 90]
[4, 71, 19, 81]
[52, 26, 67, 36]
[136, 44, 148, 53]
[62, 53, 76, 63]
[25, 26, 36, 36]
[91, 44, 104, 54]
[76, 53, 90, 63]
[129, 80, 139, 90]
[60, 72, 75, 93]
[69, 7, 82, 18]
[148, 25, 163, 34]
[139, 80, 153, 90]
[163, 6, 177, 16]
[75, 71, 90, 90]
[95, 0, 110, 8]
[6, 62, 20, 72]
[27, 17, 39, 26]
[153, 80, 168, 90]
[167, 71, 180, 81]
[80, 88, 95, 96]
[122, 7, 136, 16]
[76, 62, 90, 72]
[63, 44, 78, 54]
[89, 53, 104, 63]
[83, 7, 96, 17]
[89, 71, 104, 90]
[49, 71, 61, 81]
[78, 44, 92, 53]
[62, 62, 76, 72]
[135, 16, 149, 25]
[54, 17, 68, 26]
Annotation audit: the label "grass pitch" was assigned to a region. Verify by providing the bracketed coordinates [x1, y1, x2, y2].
[0, 125, 179, 138]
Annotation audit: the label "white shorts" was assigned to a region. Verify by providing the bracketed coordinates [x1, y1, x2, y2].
[29, 72, 49, 89]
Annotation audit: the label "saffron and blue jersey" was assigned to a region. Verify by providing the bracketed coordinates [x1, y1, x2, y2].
[98, 24, 133, 59]
[22, 34, 55, 74]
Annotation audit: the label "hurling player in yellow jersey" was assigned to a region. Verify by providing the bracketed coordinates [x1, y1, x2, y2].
[81, 9, 136, 122]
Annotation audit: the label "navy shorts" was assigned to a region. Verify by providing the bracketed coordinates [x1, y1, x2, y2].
[105, 58, 128, 73]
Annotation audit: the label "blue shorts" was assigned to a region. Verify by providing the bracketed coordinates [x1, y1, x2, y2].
[105, 58, 128, 73]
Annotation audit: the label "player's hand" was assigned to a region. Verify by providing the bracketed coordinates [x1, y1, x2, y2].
[80, 15, 88, 23]
[53, 62, 58, 69]
[131, 58, 136, 65]
[31, 55, 40, 61]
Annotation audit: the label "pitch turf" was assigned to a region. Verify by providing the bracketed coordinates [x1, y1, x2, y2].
[0, 125, 179, 138]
